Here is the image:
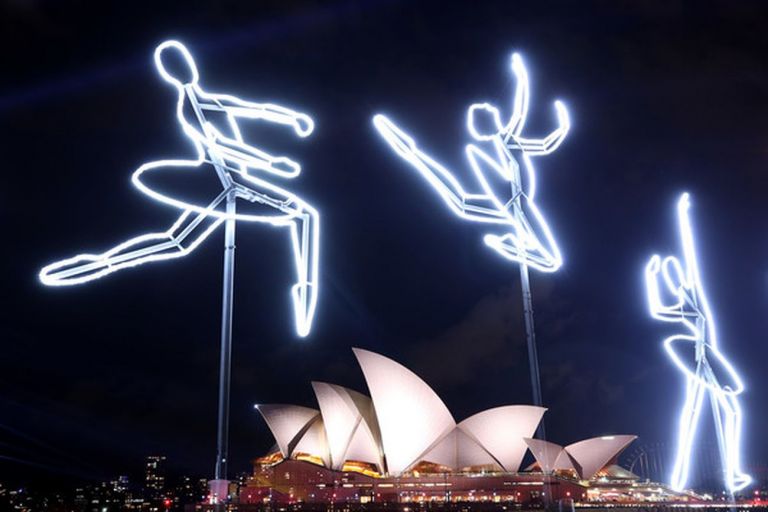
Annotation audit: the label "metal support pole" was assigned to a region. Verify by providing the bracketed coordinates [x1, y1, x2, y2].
[214, 194, 237, 491]
[519, 262, 545, 439]
[519, 261, 552, 507]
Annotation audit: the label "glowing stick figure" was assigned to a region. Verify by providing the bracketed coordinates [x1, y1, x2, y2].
[372, 53, 569, 272]
[645, 193, 751, 492]
[39, 40, 320, 337]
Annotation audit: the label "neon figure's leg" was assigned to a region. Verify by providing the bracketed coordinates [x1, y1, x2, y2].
[711, 388, 752, 491]
[288, 206, 320, 337]
[483, 194, 562, 272]
[39, 205, 225, 286]
[372, 114, 506, 223]
[670, 374, 707, 491]
[228, 172, 319, 337]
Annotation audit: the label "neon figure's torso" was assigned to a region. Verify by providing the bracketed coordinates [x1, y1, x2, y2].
[472, 124, 533, 219]
[131, 79, 308, 223]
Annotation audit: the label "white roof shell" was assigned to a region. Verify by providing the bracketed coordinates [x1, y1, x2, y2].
[255, 404, 319, 458]
[564, 435, 637, 480]
[311, 381, 384, 471]
[553, 447, 578, 471]
[421, 428, 501, 471]
[459, 406, 545, 472]
[291, 416, 330, 466]
[353, 348, 456, 475]
[524, 438, 571, 473]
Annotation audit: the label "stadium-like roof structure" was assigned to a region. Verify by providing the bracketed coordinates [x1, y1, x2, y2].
[256, 348, 635, 477]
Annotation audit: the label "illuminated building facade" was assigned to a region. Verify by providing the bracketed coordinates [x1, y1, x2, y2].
[240, 349, 697, 507]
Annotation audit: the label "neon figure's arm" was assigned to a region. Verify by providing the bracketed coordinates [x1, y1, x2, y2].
[498, 53, 569, 156]
[202, 122, 304, 179]
[372, 114, 508, 224]
[197, 90, 314, 138]
[175, 87, 306, 181]
[646, 254, 679, 322]
[505, 101, 569, 156]
[645, 254, 702, 325]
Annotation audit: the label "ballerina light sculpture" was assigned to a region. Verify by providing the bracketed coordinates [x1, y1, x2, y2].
[645, 193, 751, 493]
[39, 40, 320, 495]
[39, 40, 319, 336]
[372, 53, 569, 413]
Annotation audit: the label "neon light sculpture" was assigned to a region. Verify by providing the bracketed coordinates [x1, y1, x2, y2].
[38, 41, 319, 337]
[645, 193, 751, 493]
[372, 53, 569, 416]
[38, 40, 319, 496]
[373, 54, 568, 272]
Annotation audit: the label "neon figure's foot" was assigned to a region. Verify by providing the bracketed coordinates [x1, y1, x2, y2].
[40, 254, 117, 286]
[291, 283, 317, 337]
[731, 473, 752, 492]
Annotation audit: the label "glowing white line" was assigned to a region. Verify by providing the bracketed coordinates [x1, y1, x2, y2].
[39, 40, 320, 337]
[372, 53, 569, 273]
[645, 193, 751, 492]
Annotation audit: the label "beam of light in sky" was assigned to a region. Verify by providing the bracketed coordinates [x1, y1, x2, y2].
[372, 53, 569, 272]
[38, 40, 320, 337]
[0, 0, 389, 112]
[645, 193, 751, 492]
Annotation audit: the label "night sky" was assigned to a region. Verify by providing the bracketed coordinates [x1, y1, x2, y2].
[2, 0, 768, 490]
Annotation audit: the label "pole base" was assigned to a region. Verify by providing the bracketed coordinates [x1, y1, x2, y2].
[208, 479, 229, 504]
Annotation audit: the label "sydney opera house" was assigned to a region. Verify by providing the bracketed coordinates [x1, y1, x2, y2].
[240, 348, 695, 508]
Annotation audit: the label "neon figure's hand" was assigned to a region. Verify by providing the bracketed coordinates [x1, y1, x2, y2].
[293, 114, 314, 137]
[273, 156, 301, 176]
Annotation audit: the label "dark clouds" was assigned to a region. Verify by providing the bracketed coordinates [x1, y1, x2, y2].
[406, 286, 530, 389]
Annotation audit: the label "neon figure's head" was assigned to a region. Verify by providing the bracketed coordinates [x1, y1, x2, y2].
[154, 40, 200, 87]
[466, 103, 505, 142]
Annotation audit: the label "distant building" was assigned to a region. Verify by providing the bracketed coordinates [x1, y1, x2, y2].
[110, 475, 129, 493]
[73, 486, 87, 509]
[239, 348, 703, 507]
[145, 455, 167, 494]
[176, 475, 209, 506]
